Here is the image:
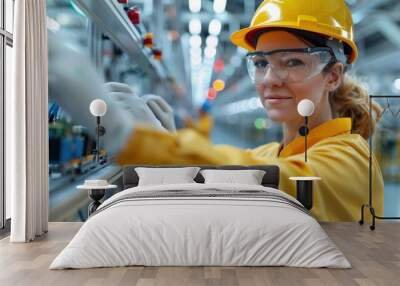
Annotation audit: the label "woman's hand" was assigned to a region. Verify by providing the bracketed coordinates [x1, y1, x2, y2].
[142, 94, 177, 132]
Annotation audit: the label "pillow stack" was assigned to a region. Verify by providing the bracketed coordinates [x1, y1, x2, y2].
[135, 167, 266, 186]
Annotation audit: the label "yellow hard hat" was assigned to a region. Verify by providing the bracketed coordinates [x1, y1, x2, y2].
[230, 0, 358, 64]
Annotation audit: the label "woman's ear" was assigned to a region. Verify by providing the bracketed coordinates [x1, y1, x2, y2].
[325, 63, 344, 92]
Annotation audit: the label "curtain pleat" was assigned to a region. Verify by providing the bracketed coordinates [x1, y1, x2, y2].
[10, 0, 27, 242]
[10, 0, 48, 242]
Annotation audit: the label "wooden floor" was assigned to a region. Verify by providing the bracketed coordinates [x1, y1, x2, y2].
[0, 222, 399, 286]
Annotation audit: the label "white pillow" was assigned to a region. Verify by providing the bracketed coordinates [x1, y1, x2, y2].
[200, 169, 266, 185]
[135, 167, 200, 186]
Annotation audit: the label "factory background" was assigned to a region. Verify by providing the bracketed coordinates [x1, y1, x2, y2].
[1, 0, 400, 224]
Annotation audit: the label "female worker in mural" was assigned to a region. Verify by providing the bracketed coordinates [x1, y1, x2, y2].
[115, 0, 384, 222]
[49, 0, 383, 222]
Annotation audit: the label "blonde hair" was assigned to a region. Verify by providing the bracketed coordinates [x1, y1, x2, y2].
[329, 75, 382, 140]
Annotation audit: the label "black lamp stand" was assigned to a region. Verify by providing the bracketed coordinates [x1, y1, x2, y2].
[95, 116, 106, 162]
[299, 116, 309, 162]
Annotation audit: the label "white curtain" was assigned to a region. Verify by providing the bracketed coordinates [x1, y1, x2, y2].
[7, 0, 49, 242]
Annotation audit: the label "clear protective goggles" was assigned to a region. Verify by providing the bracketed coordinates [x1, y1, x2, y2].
[246, 48, 335, 85]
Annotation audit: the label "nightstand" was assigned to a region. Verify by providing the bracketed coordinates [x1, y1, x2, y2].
[77, 180, 117, 216]
[289, 176, 321, 210]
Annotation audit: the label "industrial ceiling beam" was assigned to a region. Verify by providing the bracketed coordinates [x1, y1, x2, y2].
[375, 17, 400, 48]
[354, 49, 400, 72]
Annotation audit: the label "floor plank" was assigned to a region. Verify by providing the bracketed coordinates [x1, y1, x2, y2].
[0, 222, 399, 286]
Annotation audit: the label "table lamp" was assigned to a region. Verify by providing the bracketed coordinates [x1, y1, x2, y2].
[89, 99, 107, 162]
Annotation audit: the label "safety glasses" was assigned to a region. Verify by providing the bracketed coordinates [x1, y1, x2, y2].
[246, 48, 335, 85]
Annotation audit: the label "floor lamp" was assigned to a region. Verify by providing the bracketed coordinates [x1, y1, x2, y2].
[360, 95, 400, 230]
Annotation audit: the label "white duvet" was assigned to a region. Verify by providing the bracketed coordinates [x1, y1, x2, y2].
[50, 183, 350, 269]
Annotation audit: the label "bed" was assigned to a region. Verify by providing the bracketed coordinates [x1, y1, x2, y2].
[50, 165, 350, 269]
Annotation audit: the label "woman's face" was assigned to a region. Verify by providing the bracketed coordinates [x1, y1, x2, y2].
[255, 31, 333, 124]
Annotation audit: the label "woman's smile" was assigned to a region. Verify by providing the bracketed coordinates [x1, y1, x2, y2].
[263, 94, 293, 105]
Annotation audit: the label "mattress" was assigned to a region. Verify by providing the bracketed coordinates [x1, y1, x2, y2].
[50, 183, 350, 269]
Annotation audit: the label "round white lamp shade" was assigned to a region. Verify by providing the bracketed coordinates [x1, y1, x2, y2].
[90, 99, 107, 117]
[297, 99, 315, 117]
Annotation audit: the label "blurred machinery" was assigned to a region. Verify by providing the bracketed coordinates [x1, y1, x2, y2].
[48, 102, 101, 177]
[46, 0, 400, 220]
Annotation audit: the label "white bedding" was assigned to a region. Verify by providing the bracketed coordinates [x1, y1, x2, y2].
[50, 183, 350, 269]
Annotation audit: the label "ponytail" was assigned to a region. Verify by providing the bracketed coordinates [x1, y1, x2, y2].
[330, 76, 382, 139]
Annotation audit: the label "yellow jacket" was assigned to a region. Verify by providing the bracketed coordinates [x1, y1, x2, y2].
[116, 117, 383, 222]
[183, 114, 214, 138]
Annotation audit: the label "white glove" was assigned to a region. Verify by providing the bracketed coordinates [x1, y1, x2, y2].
[48, 32, 134, 156]
[104, 82, 165, 131]
[142, 94, 177, 132]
